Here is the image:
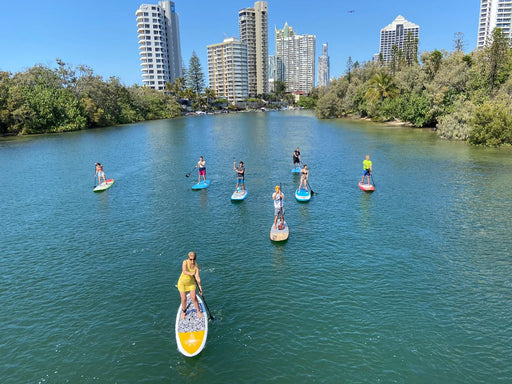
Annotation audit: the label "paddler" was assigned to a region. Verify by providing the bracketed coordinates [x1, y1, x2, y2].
[360, 155, 373, 185]
[272, 185, 285, 229]
[176, 251, 203, 319]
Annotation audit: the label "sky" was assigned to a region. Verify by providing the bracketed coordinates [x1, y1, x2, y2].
[0, 0, 481, 87]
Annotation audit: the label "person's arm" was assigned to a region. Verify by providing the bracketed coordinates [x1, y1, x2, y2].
[194, 268, 203, 295]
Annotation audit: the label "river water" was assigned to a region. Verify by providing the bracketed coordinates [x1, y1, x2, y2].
[1, 111, 511, 383]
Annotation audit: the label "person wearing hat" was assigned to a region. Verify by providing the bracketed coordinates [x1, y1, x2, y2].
[272, 185, 285, 229]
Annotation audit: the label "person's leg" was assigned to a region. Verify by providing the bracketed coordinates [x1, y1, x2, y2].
[190, 289, 203, 318]
[180, 291, 187, 319]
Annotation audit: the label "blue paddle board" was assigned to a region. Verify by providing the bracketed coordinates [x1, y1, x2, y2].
[295, 188, 311, 202]
[291, 166, 301, 173]
[231, 188, 248, 201]
[192, 180, 210, 190]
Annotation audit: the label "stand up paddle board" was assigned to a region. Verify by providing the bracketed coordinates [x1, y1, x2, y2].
[295, 188, 311, 202]
[175, 293, 208, 357]
[358, 182, 375, 192]
[192, 180, 210, 190]
[231, 188, 248, 201]
[93, 179, 114, 192]
[270, 220, 289, 241]
[291, 166, 301, 173]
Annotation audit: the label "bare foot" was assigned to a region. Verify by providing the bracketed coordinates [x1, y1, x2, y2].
[197, 311, 203, 319]
[181, 310, 186, 319]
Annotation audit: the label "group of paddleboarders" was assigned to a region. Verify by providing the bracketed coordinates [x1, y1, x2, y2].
[175, 151, 374, 320]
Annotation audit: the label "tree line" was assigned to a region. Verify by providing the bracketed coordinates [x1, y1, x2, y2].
[312, 29, 512, 147]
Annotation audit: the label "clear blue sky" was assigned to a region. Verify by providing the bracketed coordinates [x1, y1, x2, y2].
[0, 0, 480, 86]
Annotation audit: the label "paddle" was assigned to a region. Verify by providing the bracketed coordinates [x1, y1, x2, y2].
[307, 180, 315, 195]
[194, 276, 215, 322]
[185, 166, 196, 178]
[370, 172, 376, 187]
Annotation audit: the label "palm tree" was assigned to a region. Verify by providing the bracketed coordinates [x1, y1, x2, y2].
[365, 72, 399, 105]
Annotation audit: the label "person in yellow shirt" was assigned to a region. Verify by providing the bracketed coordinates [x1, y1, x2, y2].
[360, 155, 373, 185]
[176, 251, 203, 320]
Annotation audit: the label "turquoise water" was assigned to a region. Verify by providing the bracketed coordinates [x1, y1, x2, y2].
[1, 111, 511, 383]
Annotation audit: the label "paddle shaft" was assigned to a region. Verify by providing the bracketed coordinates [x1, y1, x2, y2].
[185, 166, 196, 178]
[194, 276, 214, 321]
[370, 172, 376, 186]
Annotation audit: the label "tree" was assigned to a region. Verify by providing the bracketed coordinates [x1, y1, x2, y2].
[274, 80, 286, 98]
[404, 31, 419, 66]
[346, 56, 353, 84]
[185, 51, 205, 97]
[365, 72, 399, 105]
[454, 32, 464, 52]
[484, 28, 512, 92]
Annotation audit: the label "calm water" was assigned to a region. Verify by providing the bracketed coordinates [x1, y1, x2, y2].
[1, 111, 511, 384]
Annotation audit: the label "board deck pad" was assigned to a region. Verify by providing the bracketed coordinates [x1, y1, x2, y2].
[93, 179, 114, 192]
[270, 220, 289, 241]
[295, 188, 311, 201]
[231, 189, 248, 200]
[192, 180, 210, 190]
[358, 182, 375, 192]
[175, 294, 207, 357]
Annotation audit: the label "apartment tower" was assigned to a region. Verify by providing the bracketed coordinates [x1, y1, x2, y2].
[477, 0, 512, 48]
[207, 38, 248, 104]
[136, 1, 183, 90]
[275, 22, 316, 93]
[379, 15, 419, 63]
[318, 43, 330, 87]
[239, 1, 269, 96]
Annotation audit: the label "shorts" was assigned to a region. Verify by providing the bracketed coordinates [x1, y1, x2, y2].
[237, 177, 244, 184]
[199, 169, 206, 176]
[362, 169, 371, 176]
[274, 206, 284, 216]
[97, 171, 105, 178]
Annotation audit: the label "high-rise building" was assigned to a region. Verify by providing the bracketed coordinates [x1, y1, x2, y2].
[275, 22, 316, 93]
[318, 43, 330, 88]
[239, 1, 268, 96]
[207, 38, 248, 104]
[477, 0, 512, 48]
[379, 15, 419, 63]
[136, 1, 183, 90]
[268, 55, 276, 92]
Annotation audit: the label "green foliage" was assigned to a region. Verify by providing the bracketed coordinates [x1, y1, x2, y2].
[469, 98, 512, 146]
[186, 51, 205, 97]
[314, 41, 512, 146]
[297, 95, 316, 109]
[0, 60, 183, 135]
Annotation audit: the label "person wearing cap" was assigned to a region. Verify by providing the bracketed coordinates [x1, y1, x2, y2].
[234, 161, 245, 191]
[95, 162, 107, 185]
[272, 185, 285, 229]
[360, 155, 373, 185]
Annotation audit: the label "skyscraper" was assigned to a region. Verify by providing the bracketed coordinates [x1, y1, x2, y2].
[318, 43, 330, 88]
[275, 22, 316, 93]
[477, 0, 512, 48]
[239, 1, 268, 96]
[207, 38, 248, 104]
[136, 1, 183, 90]
[379, 15, 419, 63]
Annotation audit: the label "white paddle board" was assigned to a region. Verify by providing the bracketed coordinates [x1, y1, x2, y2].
[93, 179, 114, 192]
[175, 293, 208, 357]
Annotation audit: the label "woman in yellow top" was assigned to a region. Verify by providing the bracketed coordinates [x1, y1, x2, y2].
[177, 251, 203, 319]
